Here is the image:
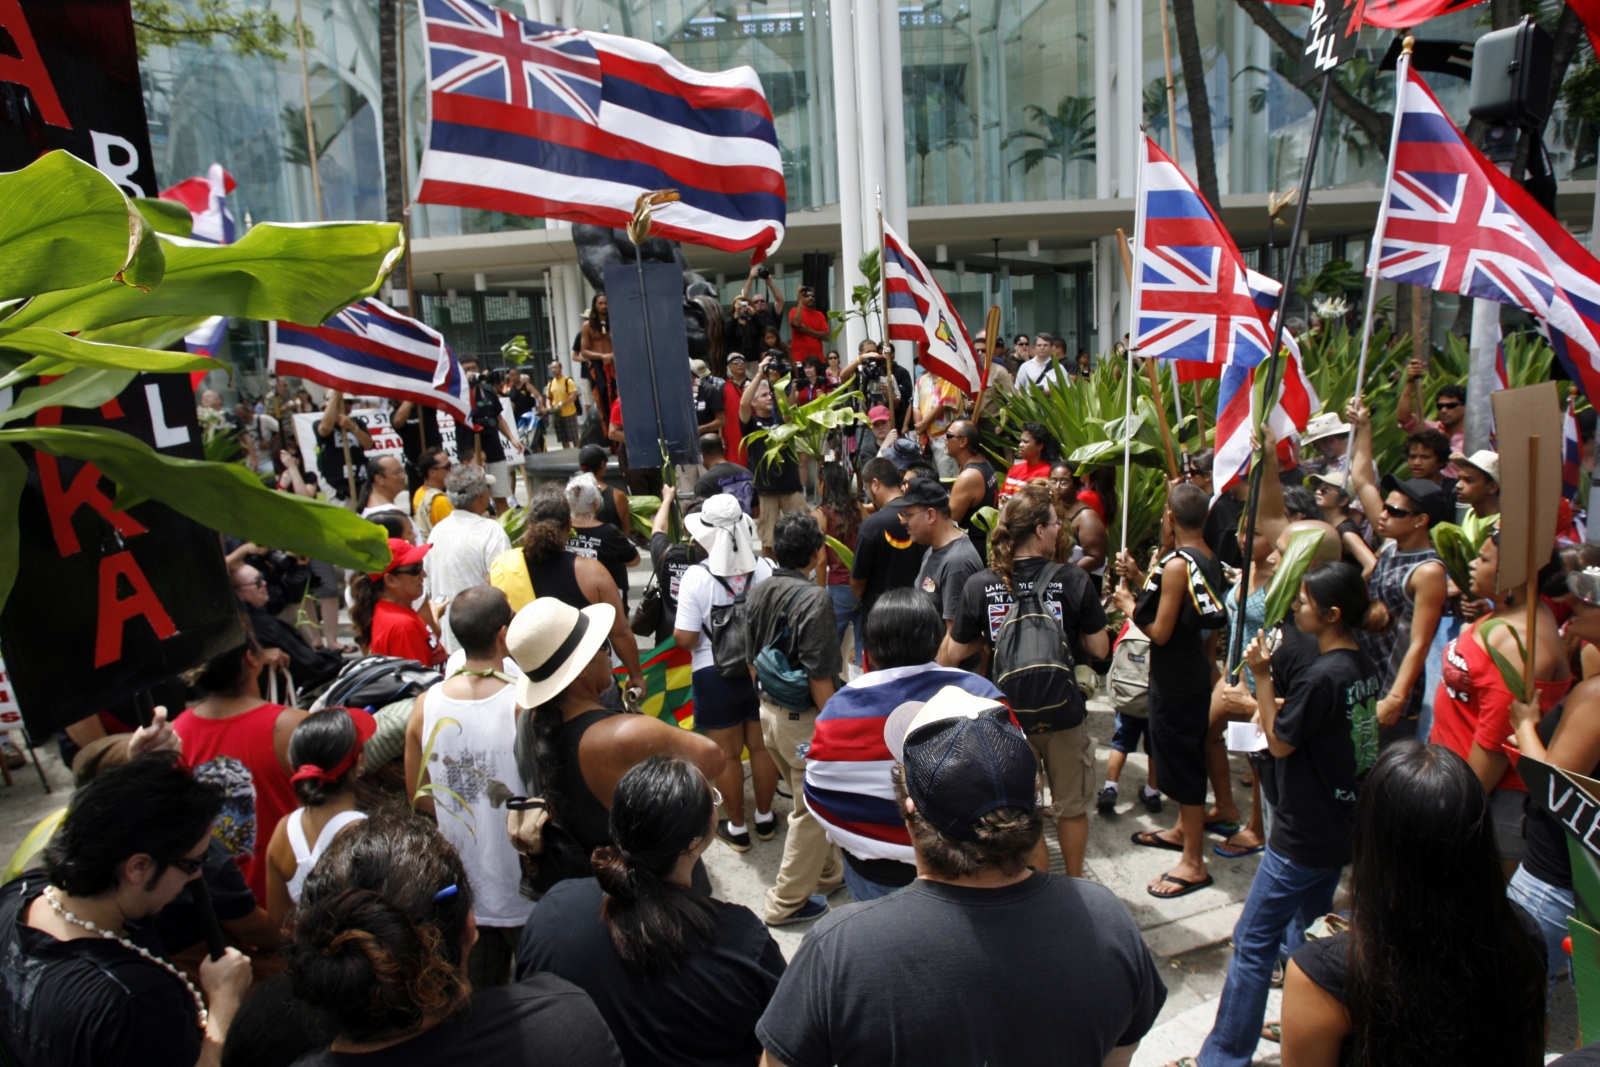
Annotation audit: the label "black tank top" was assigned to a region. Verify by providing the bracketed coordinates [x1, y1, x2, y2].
[596, 484, 624, 529]
[557, 708, 619, 853]
[959, 458, 997, 560]
[524, 550, 588, 611]
[1520, 702, 1599, 892]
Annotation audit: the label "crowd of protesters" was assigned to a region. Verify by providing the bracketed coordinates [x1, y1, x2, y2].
[10, 271, 1600, 1067]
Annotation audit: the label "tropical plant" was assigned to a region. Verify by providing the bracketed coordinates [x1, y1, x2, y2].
[410, 715, 473, 828]
[0, 150, 400, 612]
[131, 0, 298, 59]
[1261, 527, 1325, 629]
[1295, 257, 1362, 301]
[1007, 96, 1096, 200]
[741, 380, 873, 471]
[828, 249, 882, 342]
[501, 334, 531, 366]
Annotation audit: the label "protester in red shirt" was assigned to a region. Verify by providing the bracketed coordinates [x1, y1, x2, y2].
[352, 538, 444, 667]
[723, 354, 751, 464]
[999, 422, 1058, 501]
[787, 285, 829, 363]
[173, 626, 309, 904]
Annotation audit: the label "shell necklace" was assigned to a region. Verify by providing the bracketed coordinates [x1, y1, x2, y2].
[42, 885, 208, 1029]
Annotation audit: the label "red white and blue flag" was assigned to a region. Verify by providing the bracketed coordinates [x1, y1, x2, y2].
[1371, 66, 1600, 406]
[267, 298, 473, 418]
[1565, 393, 1583, 503]
[1129, 133, 1317, 500]
[883, 221, 982, 394]
[161, 164, 237, 362]
[416, 0, 785, 260]
[805, 665, 1005, 866]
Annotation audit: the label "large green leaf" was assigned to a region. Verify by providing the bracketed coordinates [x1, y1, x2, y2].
[78, 315, 214, 351]
[3, 369, 138, 424]
[1478, 619, 1530, 702]
[0, 151, 155, 302]
[133, 197, 194, 237]
[1261, 528, 1325, 631]
[0, 426, 390, 608]
[0, 444, 25, 610]
[0, 327, 222, 393]
[7, 221, 405, 332]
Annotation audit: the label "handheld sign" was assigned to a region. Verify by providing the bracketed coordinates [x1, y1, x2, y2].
[1491, 382, 1562, 593]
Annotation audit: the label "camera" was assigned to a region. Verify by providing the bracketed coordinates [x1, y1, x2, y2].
[756, 265, 772, 279]
[762, 350, 790, 377]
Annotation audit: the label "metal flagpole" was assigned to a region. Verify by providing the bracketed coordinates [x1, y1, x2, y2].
[1343, 36, 1413, 463]
[1119, 135, 1150, 563]
[1170, 360, 1188, 469]
[1227, 70, 1335, 676]
[878, 189, 899, 433]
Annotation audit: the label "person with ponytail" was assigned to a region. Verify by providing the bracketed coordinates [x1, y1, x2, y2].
[353, 538, 444, 667]
[518, 756, 784, 1067]
[1279, 742, 1547, 1067]
[264, 707, 376, 929]
[1430, 533, 1571, 877]
[285, 809, 622, 1066]
[173, 621, 310, 906]
[1190, 562, 1385, 1067]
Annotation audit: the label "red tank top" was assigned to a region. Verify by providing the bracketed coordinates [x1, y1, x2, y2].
[1433, 623, 1570, 793]
[173, 703, 295, 906]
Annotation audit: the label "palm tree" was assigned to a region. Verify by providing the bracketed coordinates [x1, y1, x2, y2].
[1168, 0, 1220, 208]
[1007, 95, 1096, 200]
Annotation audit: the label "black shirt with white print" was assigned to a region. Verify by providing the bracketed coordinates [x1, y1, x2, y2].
[952, 555, 1108, 650]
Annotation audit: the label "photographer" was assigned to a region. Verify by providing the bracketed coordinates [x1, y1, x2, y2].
[788, 284, 828, 364]
[734, 263, 784, 339]
[456, 356, 523, 515]
[840, 340, 913, 434]
[740, 354, 806, 552]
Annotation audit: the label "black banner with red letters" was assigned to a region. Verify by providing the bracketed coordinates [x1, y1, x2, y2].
[0, 375, 243, 735]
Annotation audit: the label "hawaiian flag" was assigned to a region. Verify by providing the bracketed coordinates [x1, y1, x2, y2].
[1565, 393, 1583, 503]
[162, 164, 237, 365]
[805, 665, 1006, 865]
[416, 0, 785, 260]
[883, 221, 982, 394]
[267, 298, 473, 418]
[614, 637, 695, 728]
[1371, 66, 1600, 407]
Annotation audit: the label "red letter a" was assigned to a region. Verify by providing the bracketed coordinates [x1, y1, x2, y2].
[94, 552, 178, 668]
[0, 0, 70, 128]
[36, 453, 147, 557]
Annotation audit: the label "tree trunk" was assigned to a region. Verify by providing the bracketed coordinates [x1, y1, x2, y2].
[1170, 0, 1220, 208]
[380, 0, 408, 307]
[1236, 0, 1393, 154]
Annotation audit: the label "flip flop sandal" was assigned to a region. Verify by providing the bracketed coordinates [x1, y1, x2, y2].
[1147, 872, 1215, 899]
[1271, 961, 1286, 987]
[1204, 819, 1242, 836]
[1165, 1059, 1202, 1067]
[1131, 830, 1186, 852]
[1214, 838, 1266, 858]
[1262, 1022, 1282, 1043]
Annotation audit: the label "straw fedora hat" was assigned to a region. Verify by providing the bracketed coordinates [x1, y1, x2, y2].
[506, 597, 615, 708]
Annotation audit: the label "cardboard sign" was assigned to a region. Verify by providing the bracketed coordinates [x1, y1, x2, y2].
[0, 0, 160, 198]
[0, 373, 243, 735]
[1491, 382, 1563, 592]
[605, 262, 702, 468]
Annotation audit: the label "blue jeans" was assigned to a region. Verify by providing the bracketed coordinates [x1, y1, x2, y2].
[843, 861, 903, 902]
[1199, 846, 1342, 1067]
[1508, 864, 1575, 988]
[828, 584, 863, 666]
[1418, 612, 1460, 744]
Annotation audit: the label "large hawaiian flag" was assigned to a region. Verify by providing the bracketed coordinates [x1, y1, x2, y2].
[1371, 65, 1600, 407]
[416, 0, 785, 260]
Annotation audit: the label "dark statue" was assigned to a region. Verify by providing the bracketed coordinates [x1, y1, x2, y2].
[571, 223, 726, 375]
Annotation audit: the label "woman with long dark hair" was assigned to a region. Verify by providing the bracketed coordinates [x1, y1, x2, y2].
[1193, 562, 1387, 1067]
[1047, 462, 1107, 578]
[580, 293, 615, 432]
[811, 462, 865, 665]
[350, 538, 443, 667]
[263, 707, 375, 929]
[1278, 743, 1547, 1067]
[518, 756, 784, 1066]
[284, 809, 623, 1065]
[998, 422, 1058, 501]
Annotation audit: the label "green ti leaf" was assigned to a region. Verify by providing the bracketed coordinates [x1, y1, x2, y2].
[824, 535, 854, 569]
[1261, 528, 1326, 631]
[1478, 619, 1531, 703]
[133, 198, 194, 237]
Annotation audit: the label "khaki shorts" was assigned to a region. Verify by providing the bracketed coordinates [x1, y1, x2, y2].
[756, 491, 808, 550]
[1029, 723, 1097, 819]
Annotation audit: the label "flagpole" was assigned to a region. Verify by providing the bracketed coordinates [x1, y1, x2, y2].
[1228, 69, 1335, 677]
[1344, 36, 1413, 464]
[1119, 138, 1150, 565]
[878, 189, 899, 434]
[1118, 227, 1177, 478]
[970, 304, 1002, 432]
[1169, 360, 1188, 469]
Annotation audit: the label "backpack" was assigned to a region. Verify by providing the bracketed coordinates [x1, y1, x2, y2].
[753, 613, 811, 711]
[700, 565, 752, 679]
[991, 561, 1085, 734]
[1109, 623, 1152, 719]
[309, 656, 442, 712]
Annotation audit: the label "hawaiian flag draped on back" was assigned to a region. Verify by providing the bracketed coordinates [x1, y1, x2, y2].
[268, 298, 473, 418]
[1371, 66, 1600, 406]
[416, 0, 785, 261]
[1129, 134, 1317, 500]
[883, 222, 982, 394]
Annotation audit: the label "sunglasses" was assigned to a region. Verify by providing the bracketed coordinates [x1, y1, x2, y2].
[1383, 503, 1422, 518]
[392, 564, 424, 577]
[167, 854, 206, 876]
[233, 577, 267, 589]
[1435, 401, 1462, 411]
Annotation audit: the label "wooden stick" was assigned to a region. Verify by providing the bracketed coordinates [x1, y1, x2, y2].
[1158, 0, 1181, 167]
[1524, 435, 1541, 699]
[1193, 380, 1206, 443]
[1116, 228, 1179, 479]
[969, 304, 1002, 431]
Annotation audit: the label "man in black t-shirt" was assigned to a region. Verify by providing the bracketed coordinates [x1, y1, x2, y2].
[848, 459, 928, 637]
[756, 685, 1165, 1067]
[0, 754, 254, 1067]
[457, 357, 524, 514]
[739, 354, 805, 553]
[693, 433, 755, 515]
[314, 387, 374, 504]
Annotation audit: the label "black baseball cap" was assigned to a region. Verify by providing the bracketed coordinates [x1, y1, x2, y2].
[578, 443, 610, 474]
[888, 687, 1039, 842]
[886, 436, 924, 471]
[900, 477, 949, 511]
[1380, 474, 1453, 527]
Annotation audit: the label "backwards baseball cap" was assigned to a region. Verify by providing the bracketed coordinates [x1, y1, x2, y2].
[1450, 448, 1501, 484]
[868, 405, 892, 423]
[885, 686, 1038, 842]
[899, 477, 949, 511]
[1379, 474, 1454, 527]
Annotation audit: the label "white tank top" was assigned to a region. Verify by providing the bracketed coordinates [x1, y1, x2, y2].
[285, 808, 368, 902]
[420, 681, 533, 927]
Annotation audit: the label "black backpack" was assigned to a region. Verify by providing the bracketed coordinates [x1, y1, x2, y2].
[700, 565, 752, 678]
[309, 656, 441, 712]
[991, 562, 1085, 734]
